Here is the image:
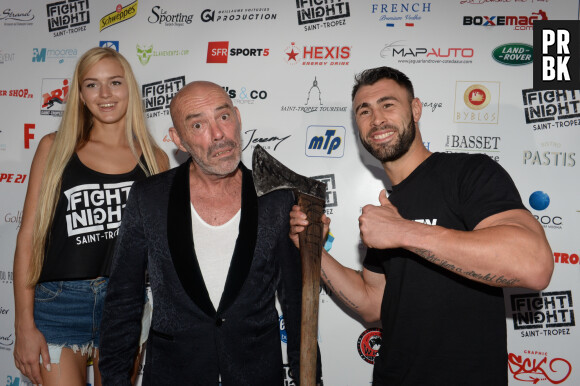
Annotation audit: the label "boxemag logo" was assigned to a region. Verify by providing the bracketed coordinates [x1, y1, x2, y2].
[100, 41, 119, 51]
[462, 10, 547, 30]
[201, 8, 277, 23]
[371, 2, 432, 27]
[148, 5, 193, 26]
[1, 8, 34, 25]
[510, 291, 575, 337]
[242, 129, 290, 152]
[380, 40, 474, 65]
[281, 76, 348, 113]
[523, 142, 575, 168]
[296, 0, 350, 31]
[284, 42, 350, 66]
[305, 125, 345, 158]
[357, 328, 382, 364]
[100, 0, 138, 32]
[142, 76, 186, 118]
[454, 81, 500, 124]
[47, 0, 89, 37]
[40, 78, 69, 117]
[528, 191, 562, 230]
[521, 89, 580, 130]
[207, 41, 270, 64]
[492, 43, 532, 66]
[222, 85, 268, 104]
[508, 351, 572, 384]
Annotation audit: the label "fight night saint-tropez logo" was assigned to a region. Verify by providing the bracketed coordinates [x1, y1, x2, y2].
[46, 0, 89, 37]
[64, 182, 134, 245]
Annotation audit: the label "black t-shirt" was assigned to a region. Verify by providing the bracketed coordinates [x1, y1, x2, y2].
[38, 153, 148, 282]
[364, 152, 525, 386]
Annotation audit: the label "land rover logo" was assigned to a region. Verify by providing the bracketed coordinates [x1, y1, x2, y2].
[492, 43, 533, 66]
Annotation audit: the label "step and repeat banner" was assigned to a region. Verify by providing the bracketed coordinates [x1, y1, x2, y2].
[1, 1, 579, 385]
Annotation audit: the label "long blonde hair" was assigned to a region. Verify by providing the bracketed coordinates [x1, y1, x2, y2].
[28, 47, 163, 286]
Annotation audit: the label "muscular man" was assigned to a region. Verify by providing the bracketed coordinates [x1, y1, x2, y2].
[290, 66, 553, 385]
[99, 81, 317, 385]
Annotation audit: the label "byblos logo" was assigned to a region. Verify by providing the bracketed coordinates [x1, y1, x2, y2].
[206, 41, 269, 63]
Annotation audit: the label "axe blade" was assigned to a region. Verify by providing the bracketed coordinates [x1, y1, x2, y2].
[252, 145, 326, 201]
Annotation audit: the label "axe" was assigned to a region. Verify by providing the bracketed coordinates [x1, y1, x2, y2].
[252, 145, 326, 386]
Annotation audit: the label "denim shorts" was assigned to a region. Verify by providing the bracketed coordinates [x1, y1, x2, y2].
[34, 278, 108, 360]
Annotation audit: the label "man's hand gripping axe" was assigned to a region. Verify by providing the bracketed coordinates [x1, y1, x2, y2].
[252, 145, 325, 386]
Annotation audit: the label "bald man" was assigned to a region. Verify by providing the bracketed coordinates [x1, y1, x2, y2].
[99, 82, 319, 385]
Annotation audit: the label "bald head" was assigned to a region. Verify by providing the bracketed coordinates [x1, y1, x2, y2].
[170, 81, 233, 132]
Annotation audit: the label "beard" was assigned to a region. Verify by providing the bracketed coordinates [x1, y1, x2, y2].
[184, 136, 242, 177]
[359, 119, 416, 163]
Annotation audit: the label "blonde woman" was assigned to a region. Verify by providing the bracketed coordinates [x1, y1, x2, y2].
[13, 47, 168, 386]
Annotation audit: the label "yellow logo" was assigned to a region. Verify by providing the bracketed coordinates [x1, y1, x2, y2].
[100, 1, 138, 32]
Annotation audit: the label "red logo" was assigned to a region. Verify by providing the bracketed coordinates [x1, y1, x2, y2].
[357, 328, 382, 364]
[508, 352, 572, 384]
[0, 173, 28, 184]
[41, 78, 69, 116]
[284, 42, 351, 66]
[554, 252, 579, 265]
[207, 41, 229, 63]
[468, 88, 486, 106]
[116, 4, 122, 12]
[24, 124, 35, 149]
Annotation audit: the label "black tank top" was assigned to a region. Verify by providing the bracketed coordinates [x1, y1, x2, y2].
[38, 153, 148, 283]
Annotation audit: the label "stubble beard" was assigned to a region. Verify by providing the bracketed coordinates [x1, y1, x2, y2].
[185, 135, 242, 177]
[360, 119, 416, 163]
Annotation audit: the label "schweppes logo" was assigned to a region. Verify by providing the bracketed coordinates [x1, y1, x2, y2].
[100, 1, 138, 32]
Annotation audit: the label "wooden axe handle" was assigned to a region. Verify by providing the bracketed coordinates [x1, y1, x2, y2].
[296, 192, 325, 386]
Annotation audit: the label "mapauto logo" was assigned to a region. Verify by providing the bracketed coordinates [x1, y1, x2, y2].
[533, 20, 580, 90]
[207, 41, 229, 63]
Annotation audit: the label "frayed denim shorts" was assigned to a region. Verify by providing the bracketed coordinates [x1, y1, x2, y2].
[34, 278, 108, 362]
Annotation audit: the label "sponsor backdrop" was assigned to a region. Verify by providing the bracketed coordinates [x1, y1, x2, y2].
[0, 1, 579, 385]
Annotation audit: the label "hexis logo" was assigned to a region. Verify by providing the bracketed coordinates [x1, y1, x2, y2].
[284, 42, 351, 66]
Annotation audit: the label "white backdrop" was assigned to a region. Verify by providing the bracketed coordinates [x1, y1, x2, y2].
[0, 1, 579, 385]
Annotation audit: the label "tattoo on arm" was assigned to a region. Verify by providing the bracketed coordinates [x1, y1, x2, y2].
[321, 268, 359, 310]
[410, 248, 521, 287]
